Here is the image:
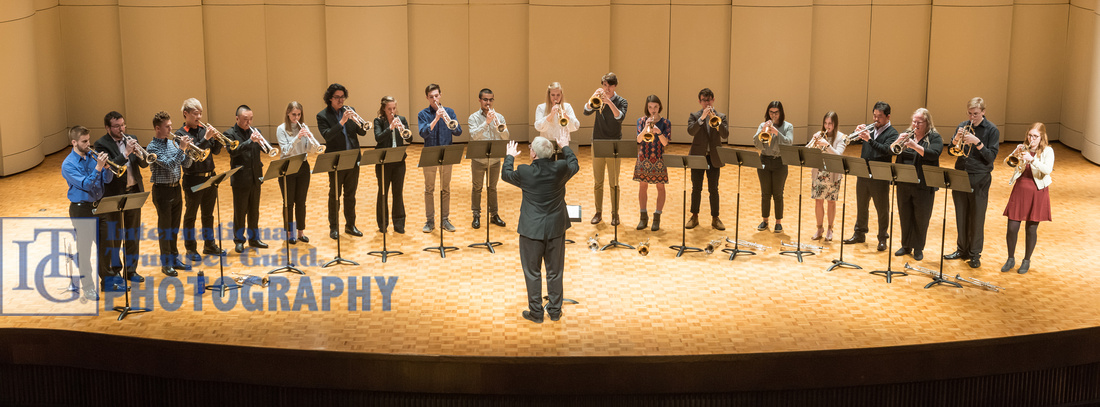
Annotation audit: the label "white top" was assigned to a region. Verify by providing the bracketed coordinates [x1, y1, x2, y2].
[534, 102, 580, 142]
[276, 122, 315, 159]
[1008, 146, 1054, 190]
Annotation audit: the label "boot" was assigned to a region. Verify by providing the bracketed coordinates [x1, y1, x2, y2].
[651, 212, 661, 231]
[685, 214, 699, 229]
[636, 212, 648, 230]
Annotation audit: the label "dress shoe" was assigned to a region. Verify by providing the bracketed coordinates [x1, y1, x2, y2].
[590, 212, 602, 225]
[101, 277, 124, 292]
[186, 249, 202, 262]
[330, 229, 339, 240]
[394, 225, 405, 234]
[549, 312, 562, 322]
[422, 221, 435, 233]
[636, 212, 649, 230]
[235, 242, 245, 253]
[944, 250, 969, 260]
[288, 236, 297, 245]
[811, 227, 824, 240]
[203, 244, 225, 256]
[712, 217, 725, 231]
[472, 216, 481, 229]
[913, 250, 924, 261]
[441, 219, 456, 232]
[1001, 258, 1016, 272]
[248, 239, 268, 249]
[345, 226, 363, 237]
[895, 247, 911, 256]
[650, 212, 661, 231]
[968, 258, 982, 268]
[825, 228, 834, 241]
[126, 271, 145, 283]
[877, 241, 887, 252]
[611, 213, 620, 227]
[773, 223, 782, 233]
[1018, 259, 1030, 274]
[685, 214, 699, 229]
[490, 214, 506, 227]
[843, 234, 865, 244]
[161, 267, 178, 277]
[171, 257, 192, 271]
[522, 310, 544, 324]
[298, 235, 309, 244]
[756, 221, 769, 231]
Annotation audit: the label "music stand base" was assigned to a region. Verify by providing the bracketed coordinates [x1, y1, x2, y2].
[468, 241, 502, 253]
[564, 239, 575, 244]
[827, 259, 863, 271]
[323, 257, 359, 267]
[925, 277, 962, 289]
[722, 248, 756, 261]
[669, 245, 703, 257]
[870, 269, 907, 283]
[206, 280, 241, 295]
[112, 306, 151, 321]
[543, 296, 580, 306]
[601, 240, 634, 251]
[368, 250, 404, 263]
[268, 265, 304, 275]
[424, 246, 459, 258]
[780, 250, 816, 263]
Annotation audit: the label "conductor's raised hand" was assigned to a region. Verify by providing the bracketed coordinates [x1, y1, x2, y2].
[506, 140, 520, 157]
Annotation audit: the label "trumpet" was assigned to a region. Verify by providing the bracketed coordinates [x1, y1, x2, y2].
[806, 132, 828, 151]
[1005, 144, 1027, 168]
[199, 121, 239, 151]
[249, 128, 279, 158]
[557, 104, 569, 127]
[704, 238, 726, 255]
[708, 107, 723, 129]
[637, 239, 650, 256]
[949, 122, 974, 157]
[231, 272, 269, 288]
[954, 274, 1005, 292]
[392, 116, 413, 141]
[891, 129, 915, 155]
[435, 104, 459, 130]
[641, 120, 659, 143]
[589, 89, 605, 112]
[725, 237, 770, 251]
[781, 241, 823, 252]
[587, 233, 600, 252]
[171, 134, 211, 162]
[98, 151, 127, 177]
[489, 109, 506, 133]
[903, 262, 939, 278]
[298, 122, 326, 154]
[344, 106, 373, 131]
[125, 136, 157, 164]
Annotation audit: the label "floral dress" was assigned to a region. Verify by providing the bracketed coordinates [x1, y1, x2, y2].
[810, 132, 847, 201]
[632, 117, 670, 184]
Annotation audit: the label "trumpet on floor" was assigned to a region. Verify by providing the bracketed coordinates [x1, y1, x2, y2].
[954, 274, 1005, 292]
[637, 239, 650, 256]
[704, 237, 726, 255]
[891, 129, 915, 155]
[199, 121, 239, 151]
[231, 272, 269, 288]
[587, 233, 600, 252]
[726, 237, 770, 251]
[171, 134, 211, 162]
[904, 262, 939, 278]
[781, 241, 822, 252]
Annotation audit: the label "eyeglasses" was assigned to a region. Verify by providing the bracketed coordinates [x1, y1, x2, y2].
[110, 124, 125, 129]
[332, 95, 347, 100]
[768, 110, 780, 115]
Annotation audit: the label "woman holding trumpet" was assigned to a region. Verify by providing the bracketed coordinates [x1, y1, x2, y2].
[1001, 122, 1053, 274]
[275, 101, 318, 244]
[892, 108, 941, 261]
[373, 96, 411, 234]
[534, 82, 580, 149]
[753, 101, 793, 233]
[807, 112, 847, 241]
[632, 95, 670, 231]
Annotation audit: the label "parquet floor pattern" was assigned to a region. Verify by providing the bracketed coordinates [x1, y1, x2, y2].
[0, 141, 1097, 357]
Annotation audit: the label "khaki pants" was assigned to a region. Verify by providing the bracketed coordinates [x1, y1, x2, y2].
[424, 164, 452, 222]
[471, 159, 501, 216]
[592, 155, 620, 214]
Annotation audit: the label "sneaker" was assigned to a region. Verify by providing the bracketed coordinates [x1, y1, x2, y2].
[756, 221, 768, 231]
[422, 221, 435, 233]
[773, 223, 783, 233]
[441, 219, 456, 232]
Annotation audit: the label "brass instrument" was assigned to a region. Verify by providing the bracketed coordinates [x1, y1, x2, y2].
[725, 237, 770, 251]
[954, 274, 1005, 293]
[393, 116, 413, 141]
[1005, 143, 1027, 168]
[949, 122, 974, 157]
[903, 262, 938, 278]
[557, 104, 569, 127]
[248, 128, 279, 158]
[781, 241, 822, 252]
[757, 120, 773, 143]
[125, 136, 157, 165]
[806, 132, 828, 151]
[490, 109, 506, 133]
[841, 124, 873, 147]
[231, 272, 269, 288]
[641, 120, 658, 143]
[708, 107, 723, 129]
[171, 134, 211, 162]
[435, 104, 459, 131]
[345, 106, 373, 131]
[298, 122, 326, 154]
[891, 129, 915, 155]
[589, 89, 605, 112]
[587, 233, 600, 252]
[199, 121, 239, 151]
[637, 239, 650, 256]
[704, 237, 726, 255]
[99, 151, 127, 177]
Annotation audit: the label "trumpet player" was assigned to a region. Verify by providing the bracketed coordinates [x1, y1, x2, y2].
[275, 101, 316, 244]
[945, 97, 999, 268]
[225, 105, 268, 254]
[62, 125, 116, 297]
[753, 101, 794, 233]
[534, 82, 580, 153]
[809, 112, 847, 241]
[1001, 122, 1053, 274]
[418, 83, 463, 233]
[146, 111, 193, 277]
[583, 72, 628, 226]
[467, 88, 510, 230]
[178, 98, 226, 262]
[95, 111, 147, 283]
[633, 95, 670, 231]
[317, 83, 366, 240]
[844, 101, 898, 252]
[893, 108, 942, 261]
[686, 88, 729, 230]
[373, 96, 410, 234]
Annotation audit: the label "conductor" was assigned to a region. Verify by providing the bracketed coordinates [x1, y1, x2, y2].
[502, 134, 579, 324]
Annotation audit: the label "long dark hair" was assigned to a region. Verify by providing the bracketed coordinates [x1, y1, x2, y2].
[765, 101, 785, 126]
[820, 111, 839, 143]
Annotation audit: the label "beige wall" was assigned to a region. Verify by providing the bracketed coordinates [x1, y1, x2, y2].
[2, 0, 1099, 175]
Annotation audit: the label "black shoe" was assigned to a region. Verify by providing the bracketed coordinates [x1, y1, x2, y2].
[944, 250, 969, 260]
[1001, 258, 1015, 272]
[102, 276, 125, 292]
[772, 223, 782, 233]
[756, 221, 768, 231]
[186, 249, 202, 262]
[126, 271, 145, 283]
[330, 229, 339, 240]
[298, 235, 309, 243]
[235, 242, 245, 253]
[877, 241, 887, 252]
[968, 258, 981, 268]
[522, 310, 544, 324]
[894, 247, 910, 256]
[248, 239, 268, 249]
[203, 244, 225, 256]
[472, 216, 481, 229]
[171, 257, 192, 271]
[549, 312, 562, 322]
[913, 250, 924, 261]
[394, 225, 405, 234]
[843, 235, 865, 244]
[161, 267, 178, 277]
[288, 236, 297, 245]
[490, 214, 506, 227]
[1018, 259, 1030, 274]
[345, 226, 363, 237]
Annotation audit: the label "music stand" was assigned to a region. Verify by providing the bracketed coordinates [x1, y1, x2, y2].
[867, 161, 918, 283]
[591, 140, 637, 251]
[823, 155, 867, 271]
[313, 149, 362, 267]
[363, 146, 408, 263]
[716, 148, 761, 261]
[191, 167, 240, 295]
[94, 191, 151, 321]
[260, 153, 305, 275]
[778, 145, 822, 262]
[663, 154, 709, 257]
[419, 145, 466, 258]
[465, 140, 508, 253]
[923, 166, 970, 289]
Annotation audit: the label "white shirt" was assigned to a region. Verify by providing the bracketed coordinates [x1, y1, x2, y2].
[534, 102, 580, 142]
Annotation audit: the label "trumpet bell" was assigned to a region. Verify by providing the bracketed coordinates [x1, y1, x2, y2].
[105, 159, 127, 177]
[446, 120, 458, 131]
[709, 115, 722, 129]
[590, 97, 603, 110]
[559, 116, 569, 127]
[400, 128, 413, 140]
[758, 131, 771, 144]
[496, 123, 507, 133]
[642, 132, 654, 143]
[144, 153, 158, 165]
[1006, 155, 1020, 167]
[890, 143, 904, 155]
[637, 239, 650, 256]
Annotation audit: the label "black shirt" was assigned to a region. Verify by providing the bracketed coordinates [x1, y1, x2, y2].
[177, 124, 223, 174]
[583, 94, 628, 140]
[895, 130, 942, 188]
[951, 118, 999, 174]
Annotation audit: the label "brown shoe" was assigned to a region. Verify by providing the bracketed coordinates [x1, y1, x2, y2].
[685, 214, 699, 229]
[611, 213, 620, 226]
[712, 217, 725, 231]
[590, 212, 602, 225]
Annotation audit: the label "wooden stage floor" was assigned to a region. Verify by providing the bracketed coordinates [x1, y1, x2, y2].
[1, 141, 1098, 359]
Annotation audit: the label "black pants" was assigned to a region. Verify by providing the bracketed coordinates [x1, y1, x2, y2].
[375, 162, 406, 231]
[182, 173, 217, 251]
[854, 177, 890, 240]
[152, 183, 183, 264]
[102, 188, 141, 274]
[329, 165, 359, 230]
[69, 202, 112, 282]
[757, 156, 787, 219]
[952, 171, 991, 259]
[279, 162, 311, 232]
[897, 184, 936, 251]
[690, 166, 721, 217]
[519, 234, 565, 319]
[232, 179, 261, 243]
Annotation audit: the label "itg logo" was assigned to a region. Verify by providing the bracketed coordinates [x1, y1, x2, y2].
[0, 217, 99, 316]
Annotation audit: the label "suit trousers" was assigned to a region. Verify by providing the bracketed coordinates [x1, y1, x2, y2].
[232, 180, 261, 243]
[69, 202, 112, 282]
[278, 162, 311, 232]
[519, 234, 565, 319]
[103, 188, 141, 274]
[591, 155, 621, 214]
[328, 165, 359, 229]
[690, 166, 721, 217]
[897, 184, 936, 251]
[952, 171, 991, 259]
[757, 156, 787, 219]
[471, 159, 501, 216]
[182, 173, 217, 250]
[375, 162, 406, 231]
[854, 177, 890, 240]
[152, 184, 183, 264]
[423, 164, 452, 222]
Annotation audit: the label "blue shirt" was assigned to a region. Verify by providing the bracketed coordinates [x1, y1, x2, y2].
[62, 149, 114, 203]
[418, 106, 463, 147]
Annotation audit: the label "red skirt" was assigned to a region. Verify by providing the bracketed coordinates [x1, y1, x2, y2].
[1003, 165, 1052, 222]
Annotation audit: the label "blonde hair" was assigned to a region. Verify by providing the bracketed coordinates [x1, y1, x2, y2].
[545, 82, 565, 109]
[284, 101, 304, 131]
[181, 98, 203, 113]
[913, 108, 937, 135]
[967, 97, 986, 111]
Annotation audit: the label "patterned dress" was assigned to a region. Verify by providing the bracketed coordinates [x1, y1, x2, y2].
[633, 117, 670, 184]
[810, 132, 847, 201]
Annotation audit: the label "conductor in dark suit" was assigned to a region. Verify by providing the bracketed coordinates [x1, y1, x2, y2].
[317, 83, 367, 239]
[502, 134, 579, 324]
[94, 111, 149, 281]
[685, 88, 730, 230]
[225, 105, 268, 253]
[843, 101, 899, 252]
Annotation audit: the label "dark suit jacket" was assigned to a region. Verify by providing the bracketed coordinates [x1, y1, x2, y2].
[502, 146, 580, 240]
[687, 109, 730, 168]
[859, 124, 899, 163]
[373, 115, 410, 162]
[94, 133, 148, 196]
[318, 106, 367, 153]
[225, 125, 263, 187]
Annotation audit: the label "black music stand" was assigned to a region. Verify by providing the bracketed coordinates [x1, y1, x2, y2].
[591, 140, 637, 251]
[823, 155, 866, 271]
[314, 149, 361, 267]
[778, 145, 822, 262]
[867, 161, 918, 283]
[419, 145, 466, 258]
[923, 166, 970, 289]
[716, 148, 761, 261]
[663, 154, 709, 257]
[94, 191, 151, 321]
[363, 146, 408, 263]
[191, 167, 241, 295]
[466, 140, 508, 253]
[261, 153, 306, 275]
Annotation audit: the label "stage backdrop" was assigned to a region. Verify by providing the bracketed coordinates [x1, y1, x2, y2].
[1, 0, 1097, 175]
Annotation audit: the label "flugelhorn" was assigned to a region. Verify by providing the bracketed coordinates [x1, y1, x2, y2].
[125, 135, 157, 164]
[781, 241, 823, 252]
[949, 122, 974, 157]
[587, 233, 600, 252]
[171, 134, 211, 162]
[954, 274, 1005, 292]
[704, 238, 726, 255]
[891, 129, 915, 155]
[436, 104, 459, 130]
[199, 121, 239, 151]
[249, 128, 279, 158]
[345, 106, 373, 131]
[98, 150, 127, 177]
[726, 237, 770, 251]
[637, 239, 650, 256]
[557, 104, 569, 127]
[708, 107, 723, 129]
[298, 121, 325, 154]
